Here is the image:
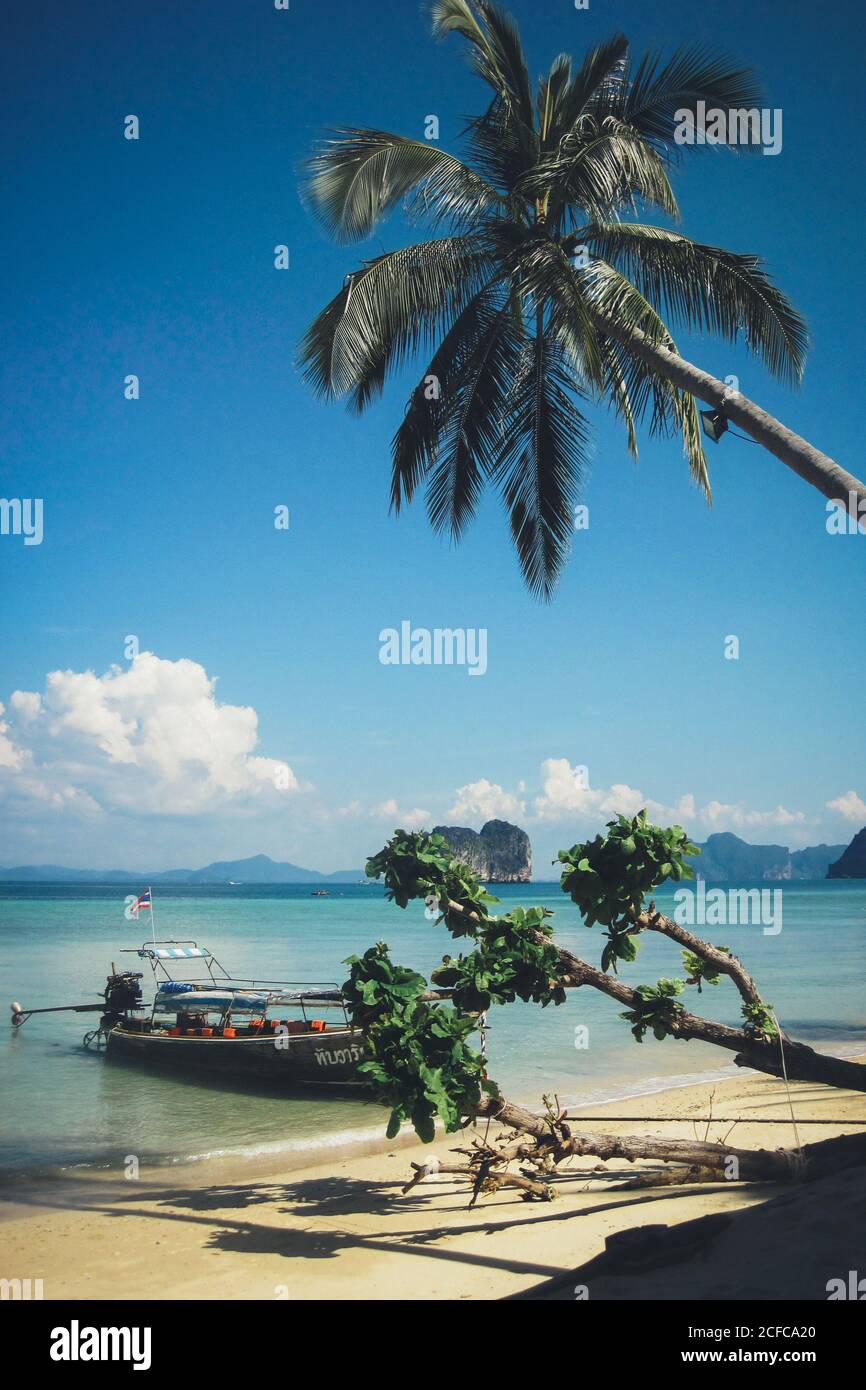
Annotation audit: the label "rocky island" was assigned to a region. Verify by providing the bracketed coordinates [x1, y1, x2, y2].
[827, 827, 866, 878]
[685, 832, 846, 882]
[431, 819, 531, 883]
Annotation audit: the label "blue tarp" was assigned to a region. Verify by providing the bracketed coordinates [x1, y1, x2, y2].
[154, 990, 268, 1014]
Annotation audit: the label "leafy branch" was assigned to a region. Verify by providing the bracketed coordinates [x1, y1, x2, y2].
[342, 815, 866, 1165]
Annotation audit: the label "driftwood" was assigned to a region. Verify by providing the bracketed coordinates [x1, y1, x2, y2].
[402, 1094, 866, 1201]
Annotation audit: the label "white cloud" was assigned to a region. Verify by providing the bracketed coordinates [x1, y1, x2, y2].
[533, 759, 642, 820]
[0, 703, 25, 771]
[447, 778, 526, 823]
[532, 758, 804, 834]
[9, 690, 41, 721]
[699, 800, 805, 830]
[395, 807, 430, 829]
[373, 799, 431, 829]
[337, 797, 431, 829]
[0, 652, 299, 818]
[826, 790, 866, 823]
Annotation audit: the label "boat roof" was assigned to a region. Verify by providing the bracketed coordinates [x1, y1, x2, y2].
[138, 946, 212, 960]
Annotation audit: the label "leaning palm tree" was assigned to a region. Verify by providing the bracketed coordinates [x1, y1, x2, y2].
[299, 0, 864, 599]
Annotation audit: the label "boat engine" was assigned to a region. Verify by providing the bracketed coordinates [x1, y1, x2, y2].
[79, 970, 145, 1050]
[103, 970, 143, 1015]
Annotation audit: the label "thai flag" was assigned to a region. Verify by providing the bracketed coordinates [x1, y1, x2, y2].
[132, 889, 152, 915]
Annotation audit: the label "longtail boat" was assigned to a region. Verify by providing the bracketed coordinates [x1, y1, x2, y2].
[11, 937, 364, 1088]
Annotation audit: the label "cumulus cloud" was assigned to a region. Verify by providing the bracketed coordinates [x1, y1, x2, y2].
[826, 790, 866, 823]
[338, 796, 431, 829]
[698, 800, 805, 830]
[0, 652, 299, 818]
[447, 778, 526, 823]
[0, 704, 25, 771]
[531, 758, 804, 833]
[9, 690, 41, 721]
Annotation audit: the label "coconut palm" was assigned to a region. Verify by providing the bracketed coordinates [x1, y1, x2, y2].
[299, 0, 864, 599]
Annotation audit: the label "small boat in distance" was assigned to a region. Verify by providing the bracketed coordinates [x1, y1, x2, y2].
[310, 889, 329, 897]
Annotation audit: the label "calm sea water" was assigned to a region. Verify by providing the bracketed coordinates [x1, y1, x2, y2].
[1, 880, 864, 1175]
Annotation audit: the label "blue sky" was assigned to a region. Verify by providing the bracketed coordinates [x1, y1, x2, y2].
[1, 0, 864, 873]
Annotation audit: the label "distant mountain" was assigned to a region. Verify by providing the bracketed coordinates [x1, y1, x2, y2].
[1, 829, 854, 886]
[827, 827, 866, 879]
[431, 819, 531, 883]
[0, 864, 159, 884]
[685, 832, 846, 882]
[175, 854, 357, 885]
[0, 853, 364, 885]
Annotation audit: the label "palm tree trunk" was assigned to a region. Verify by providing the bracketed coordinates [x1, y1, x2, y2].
[592, 310, 866, 521]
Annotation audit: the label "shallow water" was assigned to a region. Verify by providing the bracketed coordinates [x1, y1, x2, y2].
[1, 880, 864, 1174]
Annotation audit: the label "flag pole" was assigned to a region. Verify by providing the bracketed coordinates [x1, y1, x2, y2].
[149, 886, 156, 946]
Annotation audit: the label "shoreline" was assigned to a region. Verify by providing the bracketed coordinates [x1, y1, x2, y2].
[2, 1057, 864, 1301]
[3, 1038, 863, 1184]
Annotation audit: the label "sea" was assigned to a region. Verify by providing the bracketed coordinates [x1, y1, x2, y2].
[1, 880, 864, 1177]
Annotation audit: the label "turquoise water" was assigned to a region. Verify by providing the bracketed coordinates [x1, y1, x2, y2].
[1, 881, 865, 1175]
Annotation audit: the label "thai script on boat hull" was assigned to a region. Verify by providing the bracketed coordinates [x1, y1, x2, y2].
[315, 1043, 365, 1067]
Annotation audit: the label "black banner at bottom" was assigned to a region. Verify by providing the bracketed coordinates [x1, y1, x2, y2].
[7, 1297, 863, 1373]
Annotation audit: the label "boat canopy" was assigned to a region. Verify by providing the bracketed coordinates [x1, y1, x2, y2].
[140, 946, 212, 960]
[154, 989, 267, 1013]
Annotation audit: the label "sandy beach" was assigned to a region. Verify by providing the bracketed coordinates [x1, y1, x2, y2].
[2, 1060, 864, 1301]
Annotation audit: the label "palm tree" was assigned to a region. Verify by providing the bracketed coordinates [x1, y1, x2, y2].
[299, 0, 864, 599]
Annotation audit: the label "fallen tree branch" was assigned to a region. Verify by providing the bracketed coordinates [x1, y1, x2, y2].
[439, 896, 866, 1093]
[402, 1158, 554, 1201]
[401, 1096, 866, 1203]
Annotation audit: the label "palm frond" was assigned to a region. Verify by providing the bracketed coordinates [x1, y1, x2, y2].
[433, 1, 537, 188]
[614, 46, 764, 152]
[492, 327, 592, 599]
[390, 279, 517, 517]
[537, 54, 573, 148]
[298, 237, 493, 409]
[598, 336, 638, 459]
[521, 120, 679, 222]
[584, 258, 710, 495]
[583, 223, 808, 383]
[431, 0, 534, 130]
[517, 236, 605, 392]
[463, 102, 537, 194]
[300, 128, 501, 243]
[556, 33, 630, 135]
[425, 298, 528, 539]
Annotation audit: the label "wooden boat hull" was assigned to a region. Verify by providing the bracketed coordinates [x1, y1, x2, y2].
[106, 1023, 365, 1087]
